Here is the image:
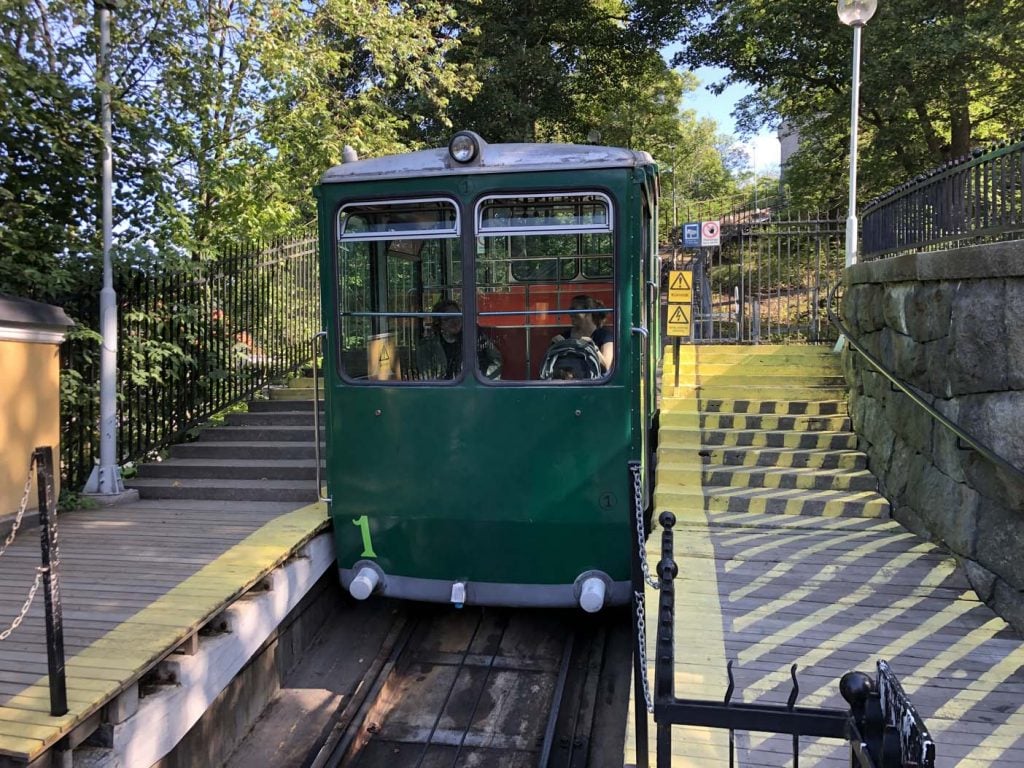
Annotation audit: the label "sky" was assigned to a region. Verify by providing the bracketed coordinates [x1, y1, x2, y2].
[681, 65, 782, 175]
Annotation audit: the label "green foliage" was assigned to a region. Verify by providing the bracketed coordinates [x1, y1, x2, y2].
[641, 0, 1024, 207]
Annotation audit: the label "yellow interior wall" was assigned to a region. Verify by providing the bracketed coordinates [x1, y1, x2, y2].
[0, 338, 62, 515]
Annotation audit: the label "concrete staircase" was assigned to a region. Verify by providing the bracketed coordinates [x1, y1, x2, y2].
[656, 345, 890, 519]
[127, 378, 322, 503]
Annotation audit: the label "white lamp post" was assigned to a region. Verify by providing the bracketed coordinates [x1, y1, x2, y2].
[84, 0, 125, 496]
[838, 0, 877, 267]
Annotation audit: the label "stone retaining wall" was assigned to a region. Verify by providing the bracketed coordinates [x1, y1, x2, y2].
[842, 241, 1024, 633]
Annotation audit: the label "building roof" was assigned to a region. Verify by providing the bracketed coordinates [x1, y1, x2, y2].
[320, 142, 655, 184]
[0, 294, 73, 330]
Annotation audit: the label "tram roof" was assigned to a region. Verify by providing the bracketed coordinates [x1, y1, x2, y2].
[320, 142, 655, 184]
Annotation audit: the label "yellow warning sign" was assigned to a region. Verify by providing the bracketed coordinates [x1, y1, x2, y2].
[666, 303, 691, 337]
[668, 270, 693, 303]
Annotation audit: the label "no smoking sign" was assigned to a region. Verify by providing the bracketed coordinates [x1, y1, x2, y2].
[701, 220, 721, 247]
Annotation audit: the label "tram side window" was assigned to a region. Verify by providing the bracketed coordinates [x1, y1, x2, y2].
[475, 193, 615, 382]
[337, 199, 465, 382]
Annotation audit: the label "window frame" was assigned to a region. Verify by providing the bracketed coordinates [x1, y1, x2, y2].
[334, 196, 465, 385]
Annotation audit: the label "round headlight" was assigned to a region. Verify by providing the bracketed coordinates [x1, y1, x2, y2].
[448, 131, 479, 163]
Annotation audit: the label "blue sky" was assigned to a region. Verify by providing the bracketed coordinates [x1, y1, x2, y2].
[680, 64, 782, 175]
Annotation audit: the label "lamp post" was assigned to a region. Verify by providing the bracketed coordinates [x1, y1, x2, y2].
[84, 0, 125, 496]
[837, 0, 877, 267]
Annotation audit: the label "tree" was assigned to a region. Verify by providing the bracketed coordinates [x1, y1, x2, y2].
[635, 0, 1024, 206]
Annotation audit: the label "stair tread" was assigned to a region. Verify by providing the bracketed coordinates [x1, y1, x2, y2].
[658, 462, 872, 477]
[143, 458, 316, 467]
[127, 477, 314, 489]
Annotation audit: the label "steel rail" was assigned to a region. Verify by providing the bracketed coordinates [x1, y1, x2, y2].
[827, 283, 1024, 486]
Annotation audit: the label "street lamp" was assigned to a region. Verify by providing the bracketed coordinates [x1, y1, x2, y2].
[84, 0, 125, 496]
[837, 0, 877, 267]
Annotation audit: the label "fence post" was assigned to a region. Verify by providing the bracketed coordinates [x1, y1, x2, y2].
[33, 446, 68, 717]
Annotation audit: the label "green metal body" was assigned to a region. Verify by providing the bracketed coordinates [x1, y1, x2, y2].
[315, 157, 659, 607]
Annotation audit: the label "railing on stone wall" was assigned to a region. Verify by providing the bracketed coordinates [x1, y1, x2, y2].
[61, 229, 320, 491]
[861, 135, 1024, 260]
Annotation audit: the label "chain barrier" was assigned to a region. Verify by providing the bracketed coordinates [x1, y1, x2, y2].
[630, 462, 659, 591]
[630, 461, 657, 714]
[0, 569, 44, 642]
[0, 459, 36, 561]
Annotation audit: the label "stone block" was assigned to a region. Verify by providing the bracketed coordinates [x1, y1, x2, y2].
[906, 282, 952, 342]
[904, 458, 978, 558]
[889, 390, 934, 455]
[962, 558, 997, 602]
[959, 391, 1024, 469]
[883, 438, 916, 501]
[881, 282, 914, 335]
[973, 494, 1024, 591]
[923, 337, 953, 397]
[947, 279, 1008, 394]
[930, 399, 967, 483]
[991, 578, 1024, 636]
[1005, 278, 1024, 389]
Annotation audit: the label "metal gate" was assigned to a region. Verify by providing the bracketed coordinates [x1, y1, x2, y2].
[668, 208, 845, 344]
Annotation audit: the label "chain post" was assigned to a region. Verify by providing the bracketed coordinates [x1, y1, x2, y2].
[34, 446, 68, 716]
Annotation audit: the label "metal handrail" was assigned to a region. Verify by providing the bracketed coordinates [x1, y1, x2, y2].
[828, 284, 1024, 486]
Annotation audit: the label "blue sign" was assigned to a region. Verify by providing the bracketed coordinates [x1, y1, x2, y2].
[683, 222, 700, 248]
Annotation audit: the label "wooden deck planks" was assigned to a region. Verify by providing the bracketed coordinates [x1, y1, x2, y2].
[0, 498, 328, 761]
[626, 509, 1024, 768]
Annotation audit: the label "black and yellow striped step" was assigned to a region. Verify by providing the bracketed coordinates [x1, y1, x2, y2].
[655, 484, 890, 518]
[656, 463, 878, 492]
[658, 445, 867, 471]
[697, 399, 847, 416]
[658, 426, 858, 451]
[660, 411, 851, 432]
[661, 384, 849, 400]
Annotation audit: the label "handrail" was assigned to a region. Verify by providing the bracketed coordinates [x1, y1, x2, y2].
[827, 284, 1024, 486]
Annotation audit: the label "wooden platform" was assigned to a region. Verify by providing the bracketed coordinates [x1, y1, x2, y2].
[626, 509, 1024, 767]
[0, 498, 329, 764]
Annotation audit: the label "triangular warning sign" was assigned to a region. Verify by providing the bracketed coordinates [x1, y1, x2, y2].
[670, 271, 691, 290]
[669, 305, 689, 323]
[379, 346, 390, 363]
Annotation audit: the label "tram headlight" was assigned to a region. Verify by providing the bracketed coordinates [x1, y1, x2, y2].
[448, 131, 481, 164]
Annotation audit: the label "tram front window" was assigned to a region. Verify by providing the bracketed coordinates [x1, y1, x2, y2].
[475, 193, 615, 381]
[337, 199, 465, 382]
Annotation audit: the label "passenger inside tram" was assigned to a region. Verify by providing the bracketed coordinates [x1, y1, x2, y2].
[417, 299, 503, 380]
[550, 294, 614, 371]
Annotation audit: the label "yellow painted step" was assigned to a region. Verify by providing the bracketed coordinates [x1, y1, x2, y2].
[662, 360, 842, 375]
[656, 463, 878, 492]
[657, 445, 867, 470]
[289, 376, 316, 388]
[659, 426, 858, 451]
[655, 484, 890, 518]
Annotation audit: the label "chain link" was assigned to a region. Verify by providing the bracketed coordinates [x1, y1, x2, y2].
[630, 461, 658, 714]
[0, 568, 44, 641]
[0, 458, 36, 561]
[634, 588, 654, 713]
[631, 462, 659, 590]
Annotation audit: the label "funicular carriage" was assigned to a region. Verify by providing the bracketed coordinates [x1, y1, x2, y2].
[314, 131, 660, 611]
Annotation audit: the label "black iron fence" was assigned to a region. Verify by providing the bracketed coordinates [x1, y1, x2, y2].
[632, 511, 936, 767]
[61, 230, 319, 491]
[668, 213, 844, 344]
[862, 135, 1024, 259]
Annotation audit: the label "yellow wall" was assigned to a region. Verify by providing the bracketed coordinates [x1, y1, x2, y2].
[0, 339, 62, 515]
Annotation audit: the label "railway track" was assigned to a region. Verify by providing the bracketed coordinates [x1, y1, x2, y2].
[307, 603, 631, 768]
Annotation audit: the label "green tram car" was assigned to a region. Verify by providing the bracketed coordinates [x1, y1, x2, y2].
[314, 131, 660, 612]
